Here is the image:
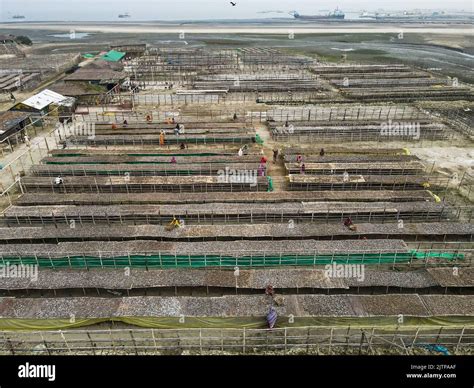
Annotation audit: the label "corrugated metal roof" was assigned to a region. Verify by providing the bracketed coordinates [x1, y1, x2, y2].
[21, 89, 74, 110]
[64, 68, 126, 82]
[0, 111, 30, 134]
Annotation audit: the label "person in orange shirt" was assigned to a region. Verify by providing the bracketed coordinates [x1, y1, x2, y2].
[159, 130, 165, 146]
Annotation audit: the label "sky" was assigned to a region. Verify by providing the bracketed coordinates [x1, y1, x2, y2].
[0, 0, 472, 21]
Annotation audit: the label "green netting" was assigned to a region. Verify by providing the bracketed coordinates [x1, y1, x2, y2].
[0, 316, 472, 331]
[0, 251, 463, 269]
[411, 251, 463, 260]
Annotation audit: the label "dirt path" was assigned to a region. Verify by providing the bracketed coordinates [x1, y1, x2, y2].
[255, 123, 287, 192]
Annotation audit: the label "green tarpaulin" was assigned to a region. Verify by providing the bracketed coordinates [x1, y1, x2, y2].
[0, 251, 463, 269]
[101, 50, 126, 62]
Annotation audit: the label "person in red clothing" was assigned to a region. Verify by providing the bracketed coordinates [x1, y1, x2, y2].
[344, 217, 357, 231]
[344, 217, 353, 227]
[260, 156, 267, 164]
[265, 284, 275, 296]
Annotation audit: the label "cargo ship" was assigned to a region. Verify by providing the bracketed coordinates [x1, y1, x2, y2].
[118, 12, 131, 19]
[291, 7, 345, 20]
[12, 15, 26, 19]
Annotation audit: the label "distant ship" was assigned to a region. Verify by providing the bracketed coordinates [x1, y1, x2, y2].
[118, 13, 131, 18]
[374, 10, 440, 21]
[12, 15, 26, 19]
[291, 8, 345, 20]
[375, 12, 423, 21]
[359, 11, 376, 19]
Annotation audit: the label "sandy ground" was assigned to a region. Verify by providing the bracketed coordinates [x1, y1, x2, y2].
[0, 23, 473, 35]
[411, 146, 474, 179]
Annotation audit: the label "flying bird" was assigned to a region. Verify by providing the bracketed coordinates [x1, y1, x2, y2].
[230, 2, 236, 6]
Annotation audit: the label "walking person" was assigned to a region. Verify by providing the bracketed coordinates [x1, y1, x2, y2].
[272, 148, 279, 163]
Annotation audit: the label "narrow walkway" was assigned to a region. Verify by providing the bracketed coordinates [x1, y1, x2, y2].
[255, 123, 287, 192]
